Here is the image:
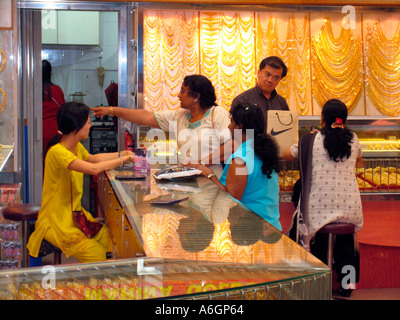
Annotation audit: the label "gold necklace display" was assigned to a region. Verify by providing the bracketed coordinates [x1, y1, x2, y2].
[0, 87, 6, 113]
[144, 10, 199, 112]
[365, 21, 400, 116]
[0, 48, 6, 72]
[255, 14, 311, 115]
[220, 12, 254, 110]
[143, 12, 162, 112]
[143, 10, 399, 117]
[311, 17, 363, 112]
[0, 44, 6, 113]
[199, 11, 220, 97]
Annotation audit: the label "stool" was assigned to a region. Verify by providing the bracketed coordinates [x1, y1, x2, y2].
[3, 204, 62, 268]
[317, 223, 355, 269]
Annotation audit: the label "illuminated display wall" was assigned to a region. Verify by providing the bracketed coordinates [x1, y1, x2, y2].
[143, 9, 400, 116]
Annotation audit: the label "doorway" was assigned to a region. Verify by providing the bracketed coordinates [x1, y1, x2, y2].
[18, 1, 135, 204]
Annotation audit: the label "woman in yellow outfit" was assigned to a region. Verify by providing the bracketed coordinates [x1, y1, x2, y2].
[27, 102, 135, 263]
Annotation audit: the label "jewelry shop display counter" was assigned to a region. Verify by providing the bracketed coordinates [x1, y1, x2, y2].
[0, 168, 330, 300]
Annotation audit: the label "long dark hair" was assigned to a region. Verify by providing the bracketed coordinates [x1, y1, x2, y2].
[183, 75, 217, 110]
[321, 99, 353, 162]
[45, 102, 90, 155]
[230, 103, 280, 178]
[42, 59, 53, 102]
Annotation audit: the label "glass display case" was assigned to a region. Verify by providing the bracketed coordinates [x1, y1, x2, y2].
[137, 116, 400, 196]
[298, 116, 400, 158]
[279, 116, 400, 196]
[0, 167, 331, 300]
[87, 167, 333, 300]
[0, 257, 330, 300]
[0, 29, 16, 172]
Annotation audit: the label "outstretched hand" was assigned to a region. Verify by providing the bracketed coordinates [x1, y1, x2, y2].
[91, 106, 111, 118]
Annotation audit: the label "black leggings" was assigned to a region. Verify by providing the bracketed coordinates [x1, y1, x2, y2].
[311, 233, 360, 286]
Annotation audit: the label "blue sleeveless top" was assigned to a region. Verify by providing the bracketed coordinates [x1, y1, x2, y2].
[219, 139, 281, 231]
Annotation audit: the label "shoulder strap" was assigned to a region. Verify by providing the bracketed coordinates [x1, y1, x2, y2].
[298, 133, 317, 227]
[44, 90, 62, 107]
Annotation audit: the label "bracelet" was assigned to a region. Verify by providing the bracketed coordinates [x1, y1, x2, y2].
[206, 173, 216, 179]
[109, 106, 114, 117]
[120, 154, 124, 166]
[119, 151, 123, 157]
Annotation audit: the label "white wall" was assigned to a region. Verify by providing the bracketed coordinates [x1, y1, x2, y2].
[42, 11, 119, 108]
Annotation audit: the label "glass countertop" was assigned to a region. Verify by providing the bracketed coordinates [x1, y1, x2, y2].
[0, 167, 330, 300]
[106, 167, 326, 271]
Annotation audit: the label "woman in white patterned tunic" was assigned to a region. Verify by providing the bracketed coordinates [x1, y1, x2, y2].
[285, 99, 363, 297]
[310, 100, 363, 297]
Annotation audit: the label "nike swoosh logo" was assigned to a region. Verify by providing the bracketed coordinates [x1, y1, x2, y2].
[270, 128, 293, 136]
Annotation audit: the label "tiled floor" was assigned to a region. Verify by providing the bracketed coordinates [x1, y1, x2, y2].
[333, 287, 400, 300]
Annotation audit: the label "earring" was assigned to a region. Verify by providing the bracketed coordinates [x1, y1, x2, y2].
[194, 99, 198, 103]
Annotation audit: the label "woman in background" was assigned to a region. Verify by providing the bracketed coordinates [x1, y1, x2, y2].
[285, 99, 363, 297]
[42, 59, 66, 153]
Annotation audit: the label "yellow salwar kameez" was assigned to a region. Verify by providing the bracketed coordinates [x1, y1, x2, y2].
[27, 143, 110, 262]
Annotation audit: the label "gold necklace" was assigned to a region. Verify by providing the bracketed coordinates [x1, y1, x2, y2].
[0, 48, 6, 72]
[311, 17, 362, 112]
[365, 20, 400, 116]
[0, 88, 6, 113]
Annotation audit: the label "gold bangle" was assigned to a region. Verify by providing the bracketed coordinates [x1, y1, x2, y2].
[206, 173, 216, 179]
[109, 106, 114, 117]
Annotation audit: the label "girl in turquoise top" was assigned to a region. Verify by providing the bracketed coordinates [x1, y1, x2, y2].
[187, 103, 282, 231]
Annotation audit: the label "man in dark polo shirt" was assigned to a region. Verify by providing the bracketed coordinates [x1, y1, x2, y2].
[200, 56, 289, 165]
[231, 56, 289, 113]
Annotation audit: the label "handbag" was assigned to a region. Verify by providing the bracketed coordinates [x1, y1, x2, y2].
[267, 110, 299, 157]
[70, 177, 103, 239]
[72, 210, 103, 239]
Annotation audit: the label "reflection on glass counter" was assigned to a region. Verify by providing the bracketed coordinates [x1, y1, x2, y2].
[108, 169, 323, 268]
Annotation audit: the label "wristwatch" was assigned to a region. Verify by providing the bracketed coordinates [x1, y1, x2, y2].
[206, 173, 216, 179]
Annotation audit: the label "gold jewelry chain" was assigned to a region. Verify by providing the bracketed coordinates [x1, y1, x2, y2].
[0, 88, 6, 113]
[0, 48, 6, 72]
[311, 18, 362, 112]
[280, 15, 311, 115]
[365, 21, 400, 116]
